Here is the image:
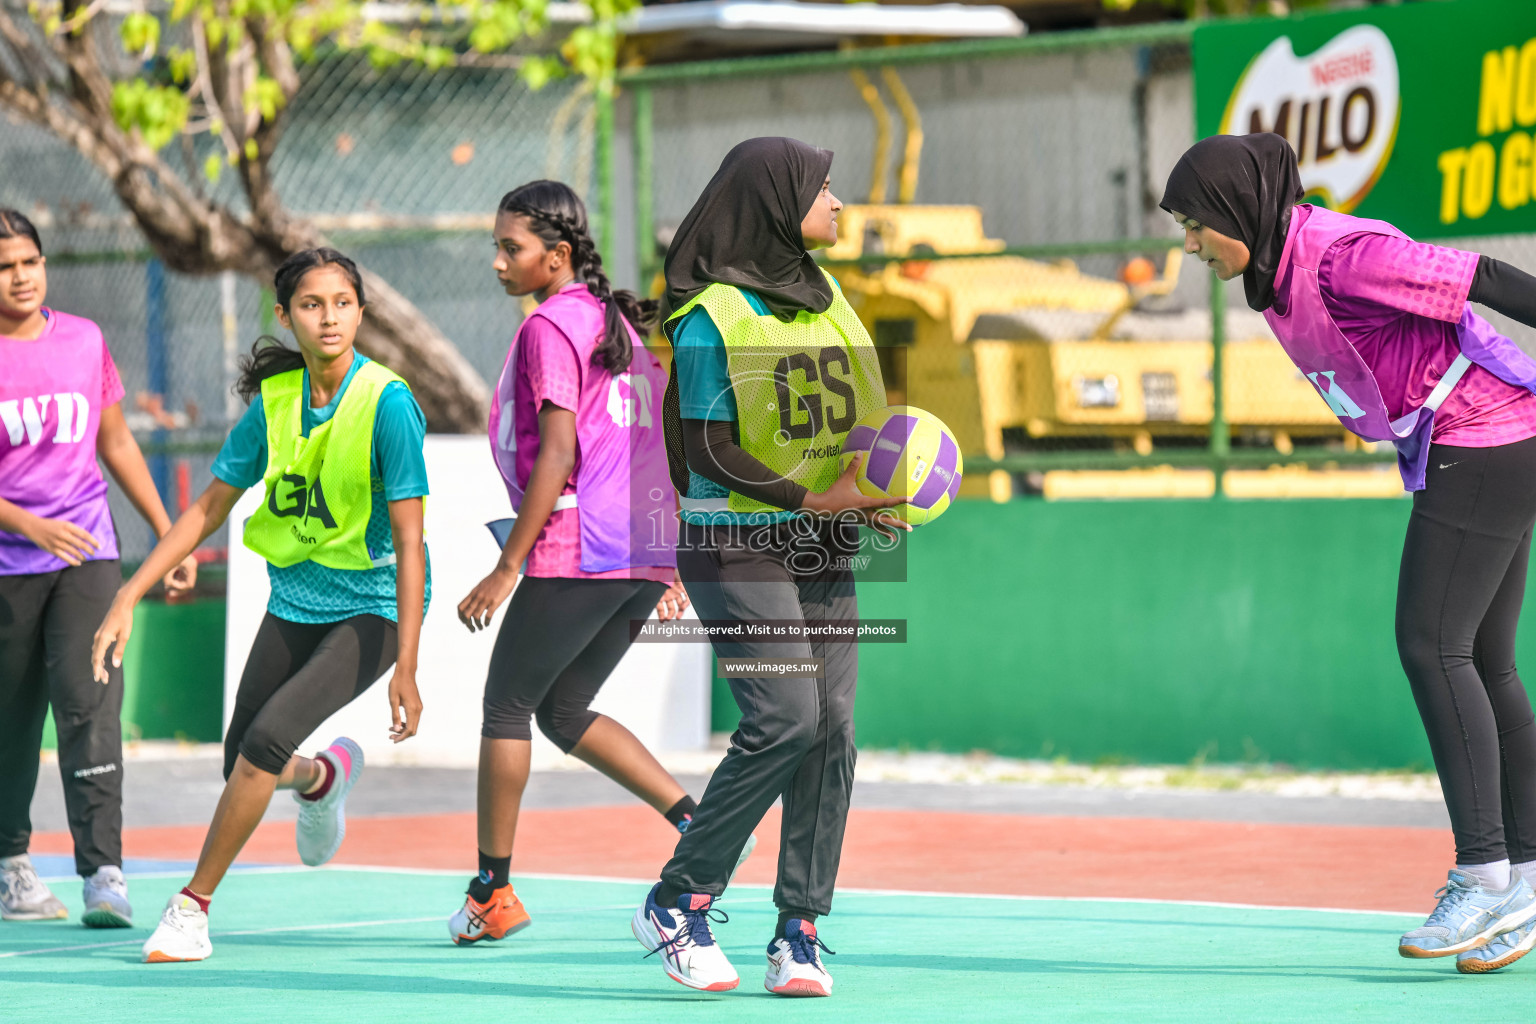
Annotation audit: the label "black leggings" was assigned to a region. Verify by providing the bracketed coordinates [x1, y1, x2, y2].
[0, 559, 123, 875]
[225, 613, 398, 778]
[481, 576, 665, 750]
[1398, 435, 1536, 864]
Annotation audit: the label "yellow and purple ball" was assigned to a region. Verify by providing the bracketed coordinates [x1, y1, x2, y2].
[839, 406, 963, 526]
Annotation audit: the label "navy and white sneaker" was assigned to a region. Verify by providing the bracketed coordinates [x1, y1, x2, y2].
[1400, 869, 1536, 958]
[764, 918, 835, 997]
[631, 883, 739, 991]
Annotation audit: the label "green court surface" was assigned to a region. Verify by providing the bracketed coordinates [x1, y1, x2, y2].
[1, 867, 1530, 1023]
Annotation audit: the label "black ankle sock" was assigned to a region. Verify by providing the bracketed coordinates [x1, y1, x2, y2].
[470, 851, 511, 901]
[777, 910, 817, 937]
[663, 796, 699, 833]
[655, 882, 684, 908]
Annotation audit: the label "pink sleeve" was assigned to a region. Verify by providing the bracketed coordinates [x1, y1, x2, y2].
[518, 314, 582, 413]
[101, 341, 126, 407]
[1321, 233, 1479, 324]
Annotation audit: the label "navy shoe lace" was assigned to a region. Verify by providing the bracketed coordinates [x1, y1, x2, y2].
[788, 927, 836, 966]
[644, 898, 729, 959]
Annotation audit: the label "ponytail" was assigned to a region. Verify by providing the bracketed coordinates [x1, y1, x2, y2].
[498, 180, 657, 376]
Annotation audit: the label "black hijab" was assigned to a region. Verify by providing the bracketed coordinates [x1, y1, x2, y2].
[662, 137, 835, 325]
[1160, 133, 1305, 312]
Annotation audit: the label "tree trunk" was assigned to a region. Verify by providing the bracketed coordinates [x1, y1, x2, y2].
[353, 268, 491, 432]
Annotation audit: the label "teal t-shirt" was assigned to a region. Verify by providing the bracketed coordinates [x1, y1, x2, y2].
[213, 354, 433, 623]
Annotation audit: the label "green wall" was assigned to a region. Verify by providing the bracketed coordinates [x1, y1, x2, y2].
[43, 597, 226, 749]
[716, 497, 1480, 771]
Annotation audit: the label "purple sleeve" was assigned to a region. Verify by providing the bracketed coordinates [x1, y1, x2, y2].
[1319, 233, 1479, 324]
[101, 341, 125, 407]
[518, 314, 582, 413]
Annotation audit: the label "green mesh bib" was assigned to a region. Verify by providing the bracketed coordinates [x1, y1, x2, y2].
[244, 360, 407, 570]
[667, 272, 885, 515]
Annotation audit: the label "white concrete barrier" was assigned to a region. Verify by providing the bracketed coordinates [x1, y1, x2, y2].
[224, 434, 710, 769]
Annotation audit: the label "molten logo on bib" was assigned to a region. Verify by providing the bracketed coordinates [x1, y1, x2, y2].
[1220, 24, 1400, 213]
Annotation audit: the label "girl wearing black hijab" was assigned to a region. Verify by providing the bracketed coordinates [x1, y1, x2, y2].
[1165, 133, 1536, 972]
[630, 137, 902, 996]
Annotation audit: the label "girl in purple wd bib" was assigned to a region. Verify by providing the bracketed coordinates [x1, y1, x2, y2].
[1164, 134, 1536, 973]
[0, 209, 196, 929]
[446, 180, 741, 944]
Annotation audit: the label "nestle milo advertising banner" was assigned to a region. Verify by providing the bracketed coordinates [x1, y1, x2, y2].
[1194, 0, 1536, 239]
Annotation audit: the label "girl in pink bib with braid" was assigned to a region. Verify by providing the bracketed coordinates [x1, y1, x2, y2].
[445, 181, 749, 945]
[1164, 133, 1536, 974]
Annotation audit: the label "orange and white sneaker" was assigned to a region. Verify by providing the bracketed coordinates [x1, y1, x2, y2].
[448, 876, 532, 945]
[142, 892, 212, 963]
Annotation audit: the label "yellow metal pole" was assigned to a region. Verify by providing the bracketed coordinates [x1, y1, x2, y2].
[880, 66, 923, 204]
[848, 68, 891, 205]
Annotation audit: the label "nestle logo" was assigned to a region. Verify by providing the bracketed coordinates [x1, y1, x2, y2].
[1310, 48, 1373, 88]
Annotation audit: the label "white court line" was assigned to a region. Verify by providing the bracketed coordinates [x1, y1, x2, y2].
[37, 863, 1424, 927]
[0, 904, 637, 960]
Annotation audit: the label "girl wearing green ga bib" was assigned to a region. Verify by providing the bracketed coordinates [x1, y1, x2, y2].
[92, 249, 429, 965]
[633, 138, 908, 997]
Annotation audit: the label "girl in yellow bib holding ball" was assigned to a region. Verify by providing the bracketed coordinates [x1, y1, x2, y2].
[631, 137, 907, 998]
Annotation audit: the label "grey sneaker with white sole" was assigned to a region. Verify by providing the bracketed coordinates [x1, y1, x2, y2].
[82, 865, 132, 928]
[0, 853, 68, 921]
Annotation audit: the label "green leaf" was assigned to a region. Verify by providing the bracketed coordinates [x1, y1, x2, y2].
[204, 153, 223, 182]
[119, 12, 161, 55]
[244, 137, 259, 161]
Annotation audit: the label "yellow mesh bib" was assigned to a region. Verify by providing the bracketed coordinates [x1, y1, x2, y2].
[243, 360, 407, 570]
[668, 272, 885, 514]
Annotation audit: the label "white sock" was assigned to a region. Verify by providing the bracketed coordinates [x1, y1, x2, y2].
[1515, 860, 1536, 887]
[1457, 859, 1512, 889]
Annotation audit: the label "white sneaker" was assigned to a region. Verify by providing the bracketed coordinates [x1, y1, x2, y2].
[0, 854, 67, 921]
[82, 865, 132, 928]
[632, 883, 739, 991]
[764, 918, 835, 997]
[142, 892, 212, 963]
[294, 737, 363, 867]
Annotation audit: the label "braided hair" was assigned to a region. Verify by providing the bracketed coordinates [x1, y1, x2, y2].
[498, 180, 657, 375]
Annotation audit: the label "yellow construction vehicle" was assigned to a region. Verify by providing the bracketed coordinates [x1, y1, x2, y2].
[822, 67, 1392, 499]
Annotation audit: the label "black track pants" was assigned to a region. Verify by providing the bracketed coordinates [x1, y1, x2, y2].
[0, 559, 124, 876]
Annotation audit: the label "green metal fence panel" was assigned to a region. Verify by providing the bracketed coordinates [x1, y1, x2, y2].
[717, 497, 1437, 771]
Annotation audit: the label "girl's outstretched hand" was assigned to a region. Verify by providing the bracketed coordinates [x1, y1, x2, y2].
[388, 668, 423, 743]
[458, 567, 518, 632]
[91, 596, 135, 683]
[656, 577, 690, 621]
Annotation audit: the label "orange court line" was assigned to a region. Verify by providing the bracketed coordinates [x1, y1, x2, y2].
[33, 807, 1451, 916]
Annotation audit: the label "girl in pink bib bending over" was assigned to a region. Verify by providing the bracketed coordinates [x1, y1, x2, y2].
[1164, 134, 1536, 973]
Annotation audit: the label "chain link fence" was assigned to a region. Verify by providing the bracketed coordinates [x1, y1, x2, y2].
[613, 26, 1536, 502]
[2, 49, 602, 562]
[12, 22, 1536, 549]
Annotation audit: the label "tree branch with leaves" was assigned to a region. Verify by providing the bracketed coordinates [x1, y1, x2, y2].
[0, 0, 633, 430]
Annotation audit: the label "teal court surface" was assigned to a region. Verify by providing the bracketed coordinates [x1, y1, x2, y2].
[3, 865, 1531, 1023]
